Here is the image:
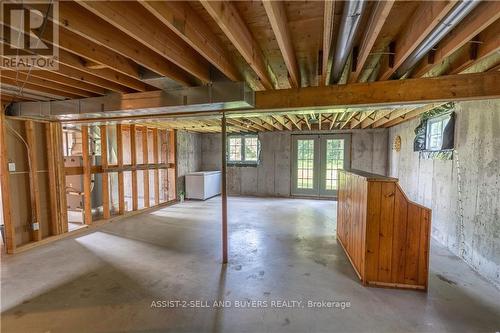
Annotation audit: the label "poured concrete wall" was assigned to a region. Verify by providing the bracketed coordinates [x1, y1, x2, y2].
[388, 99, 500, 287]
[176, 131, 202, 193]
[201, 129, 388, 197]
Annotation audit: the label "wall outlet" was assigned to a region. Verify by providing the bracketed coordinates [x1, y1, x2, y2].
[32, 223, 40, 231]
[8, 162, 16, 172]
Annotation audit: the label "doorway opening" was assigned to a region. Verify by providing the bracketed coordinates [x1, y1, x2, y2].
[291, 134, 351, 198]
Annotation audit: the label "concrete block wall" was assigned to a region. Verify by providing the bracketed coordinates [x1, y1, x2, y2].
[388, 99, 500, 288]
[200, 129, 388, 197]
[176, 131, 202, 194]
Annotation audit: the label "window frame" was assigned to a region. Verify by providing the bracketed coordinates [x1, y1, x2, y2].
[425, 112, 452, 151]
[226, 134, 261, 166]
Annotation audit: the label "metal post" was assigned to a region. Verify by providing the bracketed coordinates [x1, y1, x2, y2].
[221, 112, 228, 264]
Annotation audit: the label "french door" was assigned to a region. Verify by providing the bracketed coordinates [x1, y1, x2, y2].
[291, 134, 350, 198]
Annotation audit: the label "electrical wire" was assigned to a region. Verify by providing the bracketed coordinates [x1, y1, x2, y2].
[4, 119, 37, 231]
[13, 1, 54, 99]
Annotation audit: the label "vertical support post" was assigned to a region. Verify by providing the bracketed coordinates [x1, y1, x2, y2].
[0, 112, 15, 253]
[130, 124, 138, 211]
[116, 124, 125, 214]
[81, 125, 92, 225]
[54, 123, 68, 233]
[25, 120, 42, 241]
[167, 129, 177, 201]
[142, 127, 150, 208]
[153, 128, 160, 206]
[100, 125, 110, 219]
[221, 113, 228, 264]
[46, 122, 60, 235]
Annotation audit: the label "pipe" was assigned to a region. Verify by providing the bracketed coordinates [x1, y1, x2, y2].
[331, 0, 367, 84]
[395, 0, 480, 78]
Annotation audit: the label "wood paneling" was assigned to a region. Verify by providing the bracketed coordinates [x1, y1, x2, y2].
[337, 170, 431, 290]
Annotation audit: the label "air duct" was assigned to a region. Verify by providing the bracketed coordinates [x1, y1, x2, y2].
[395, 0, 480, 78]
[331, 0, 367, 84]
[8, 81, 255, 121]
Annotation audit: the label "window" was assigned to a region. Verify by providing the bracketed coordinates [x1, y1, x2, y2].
[425, 113, 452, 151]
[227, 135, 260, 165]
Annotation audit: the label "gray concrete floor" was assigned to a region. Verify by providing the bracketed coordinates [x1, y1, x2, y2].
[1, 197, 500, 333]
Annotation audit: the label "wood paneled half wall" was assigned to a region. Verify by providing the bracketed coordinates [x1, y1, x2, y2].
[337, 169, 431, 291]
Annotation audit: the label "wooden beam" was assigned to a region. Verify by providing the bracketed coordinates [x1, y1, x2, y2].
[200, 0, 274, 90]
[77, 1, 210, 83]
[383, 104, 444, 127]
[130, 124, 138, 211]
[378, 1, 457, 80]
[153, 128, 160, 206]
[39, 2, 195, 86]
[303, 115, 311, 130]
[12, 72, 500, 116]
[287, 114, 302, 130]
[81, 125, 92, 225]
[58, 28, 142, 81]
[340, 112, 357, 130]
[448, 22, 500, 75]
[361, 109, 392, 128]
[116, 124, 125, 214]
[0, 93, 38, 103]
[350, 111, 375, 129]
[247, 118, 271, 131]
[57, 49, 147, 92]
[141, 1, 240, 82]
[322, 0, 336, 85]
[263, 0, 300, 88]
[349, 0, 394, 83]
[58, 29, 147, 88]
[100, 125, 110, 219]
[226, 119, 259, 133]
[272, 115, 292, 130]
[0, 56, 107, 95]
[329, 113, 340, 130]
[1, 69, 95, 98]
[142, 127, 150, 208]
[1, 76, 81, 99]
[221, 113, 228, 264]
[262, 116, 283, 131]
[412, 2, 500, 78]
[1, 15, 148, 89]
[254, 72, 500, 111]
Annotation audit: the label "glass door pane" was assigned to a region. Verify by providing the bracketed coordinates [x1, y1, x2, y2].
[319, 134, 350, 197]
[291, 135, 320, 196]
[297, 139, 315, 189]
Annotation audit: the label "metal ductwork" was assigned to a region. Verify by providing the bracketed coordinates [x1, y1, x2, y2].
[395, 0, 480, 78]
[331, 0, 367, 84]
[8, 81, 255, 121]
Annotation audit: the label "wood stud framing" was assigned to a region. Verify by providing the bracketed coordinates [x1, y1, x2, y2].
[81, 125, 92, 225]
[130, 125, 138, 211]
[100, 125, 110, 219]
[117, 124, 126, 215]
[0, 119, 178, 253]
[142, 127, 150, 208]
